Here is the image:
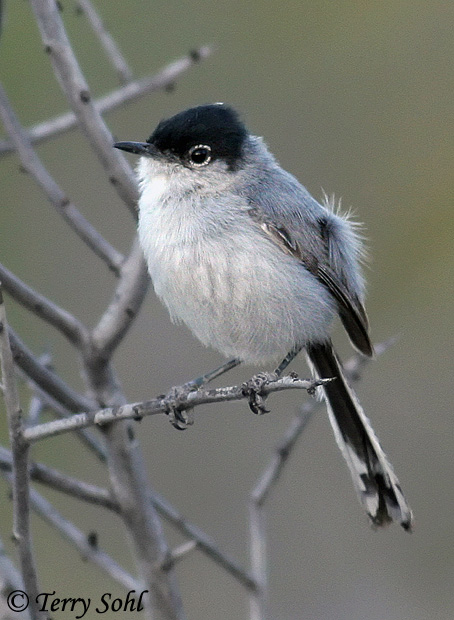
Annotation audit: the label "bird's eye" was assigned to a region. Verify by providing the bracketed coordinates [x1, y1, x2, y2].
[188, 144, 212, 167]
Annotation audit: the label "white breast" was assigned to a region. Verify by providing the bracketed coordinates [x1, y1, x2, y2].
[137, 164, 337, 365]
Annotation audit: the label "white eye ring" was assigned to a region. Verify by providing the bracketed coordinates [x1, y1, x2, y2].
[188, 144, 212, 167]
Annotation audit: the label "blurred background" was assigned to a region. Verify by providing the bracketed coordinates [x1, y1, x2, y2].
[0, 1, 453, 619]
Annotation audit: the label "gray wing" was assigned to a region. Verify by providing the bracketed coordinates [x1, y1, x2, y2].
[245, 168, 373, 357]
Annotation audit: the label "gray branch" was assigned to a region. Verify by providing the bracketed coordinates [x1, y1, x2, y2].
[247, 344, 393, 620]
[0, 261, 88, 347]
[0, 82, 125, 275]
[30, 0, 139, 215]
[76, 0, 133, 84]
[0, 447, 117, 511]
[1, 470, 139, 592]
[0, 46, 212, 155]
[0, 289, 45, 620]
[8, 327, 94, 413]
[23, 376, 332, 443]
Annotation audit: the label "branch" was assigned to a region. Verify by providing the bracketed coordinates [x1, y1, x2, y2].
[0, 46, 213, 155]
[1, 471, 139, 592]
[76, 0, 133, 84]
[0, 447, 117, 511]
[23, 376, 332, 443]
[18, 365, 107, 461]
[0, 82, 125, 275]
[8, 327, 95, 413]
[90, 237, 149, 359]
[30, 0, 139, 215]
[0, 261, 88, 347]
[0, 289, 45, 620]
[247, 343, 394, 620]
[150, 490, 257, 592]
[0, 535, 31, 620]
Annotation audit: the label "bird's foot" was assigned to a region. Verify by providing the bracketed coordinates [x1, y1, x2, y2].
[241, 371, 279, 415]
[163, 383, 197, 430]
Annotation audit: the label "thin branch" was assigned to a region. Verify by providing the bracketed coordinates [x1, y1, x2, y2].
[0, 444, 257, 591]
[0, 447, 117, 511]
[0, 261, 88, 347]
[247, 343, 395, 620]
[19, 365, 107, 461]
[0, 46, 213, 155]
[76, 0, 133, 84]
[9, 327, 95, 413]
[0, 289, 45, 620]
[0, 82, 125, 275]
[150, 490, 257, 592]
[0, 535, 31, 620]
[91, 237, 149, 359]
[1, 471, 139, 592]
[161, 541, 198, 572]
[23, 376, 332, 443]
[30, 0, 140, 215]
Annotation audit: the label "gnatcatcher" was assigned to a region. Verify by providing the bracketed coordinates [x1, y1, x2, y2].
[114, 104, 412, 530]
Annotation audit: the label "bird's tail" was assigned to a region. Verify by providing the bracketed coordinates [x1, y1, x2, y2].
[306, 340, 413, 530]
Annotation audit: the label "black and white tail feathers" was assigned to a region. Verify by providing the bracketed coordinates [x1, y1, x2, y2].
[306, 340, 413, 531]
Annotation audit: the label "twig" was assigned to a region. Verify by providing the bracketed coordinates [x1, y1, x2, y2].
[0, 535, 31, 620]
[149, 490, 257, 592]
[0, 261, 88, 347]
[247, 344, 394, 620]
[0, 288, 45, 620]
[90, 237, 149, 359]
[23, 376, 332, 443]
[1, 471, 139, 592]
[76, 0, 133, 84]
[8, 327, 95, 413]
[0, 82, 125, 275]
[0, 446, 257, 591]
[19, 366, 107, 461]
[30, 0, 140, 216]
[0, 46, 213, 155]
[0, 447, 117, 511]
[161, 541, 198, 572]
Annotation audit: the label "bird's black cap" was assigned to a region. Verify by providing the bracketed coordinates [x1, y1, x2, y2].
[147, 104, 248, 169]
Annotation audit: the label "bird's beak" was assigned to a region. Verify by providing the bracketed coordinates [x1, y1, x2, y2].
[113, 141, 160, 157]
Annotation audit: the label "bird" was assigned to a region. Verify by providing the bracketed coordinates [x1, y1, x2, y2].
[114, 103, 413, 530]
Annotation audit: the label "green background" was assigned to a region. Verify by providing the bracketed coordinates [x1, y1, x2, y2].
[1, 1, 453, 619]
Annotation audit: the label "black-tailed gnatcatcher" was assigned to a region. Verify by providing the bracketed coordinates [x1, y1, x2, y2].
[114, 104, 412, 530]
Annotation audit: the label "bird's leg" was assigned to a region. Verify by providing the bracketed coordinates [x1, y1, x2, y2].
[274, 344, 304, 377]
[164, 358, 241, 429]
[186, 357, 242, 389]
[242, 345, 303, 415]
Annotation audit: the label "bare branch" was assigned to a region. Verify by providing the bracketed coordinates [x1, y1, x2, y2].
[19, 366, 107, 461]
[9, 328, 95, 413]
[0, 445, 257, 591]
[76, 0, 133, 84]
[1, 470, 139, 592]
[30, 0, 139, 214]
[0, 82, 125, 275]
[23, 376, 331, 443]
[0, 447, 117, 511]
[0, 289, 45, 620]
[0, 535, 31, 620]
[0, 46, 213, 155]
[0, 262, 88, 347]
[247, 344, 394, 619]
[91, 237, 149, 359]
[160, 541, 198, 572]
[150, 490, 257, 591]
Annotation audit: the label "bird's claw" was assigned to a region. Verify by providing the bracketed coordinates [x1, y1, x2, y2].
[241, 372, 278, 415]
[163, 384, 196, 430]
